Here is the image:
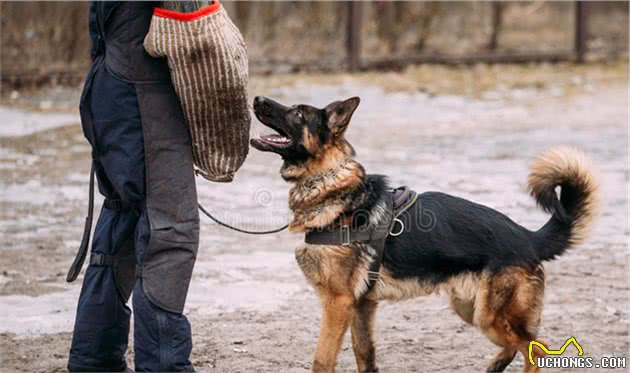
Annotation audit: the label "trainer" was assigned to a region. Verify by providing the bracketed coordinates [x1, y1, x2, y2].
[67, 2, 199, 371]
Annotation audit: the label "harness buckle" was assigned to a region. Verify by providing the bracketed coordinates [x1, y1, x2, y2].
[340, 225, 351, 245]
[103, 198, 123, 211]
[89, 253, 115, 266]
[367, 270, 380, 281]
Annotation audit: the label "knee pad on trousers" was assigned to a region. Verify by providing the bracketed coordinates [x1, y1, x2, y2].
[140, 227, 198, 314]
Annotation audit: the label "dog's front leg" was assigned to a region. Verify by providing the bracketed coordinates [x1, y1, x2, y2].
[312, 294, 354, 373]
[351, 298, 378, 372]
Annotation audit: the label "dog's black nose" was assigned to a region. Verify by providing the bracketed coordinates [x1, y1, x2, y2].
[254, 96, 265, 106]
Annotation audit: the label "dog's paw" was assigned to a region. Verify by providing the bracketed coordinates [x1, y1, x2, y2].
[486, 360, 511, 372]
[361, 368, 379, 373]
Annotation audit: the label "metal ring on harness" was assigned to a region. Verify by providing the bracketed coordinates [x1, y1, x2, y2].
[389, 217, 405, 236]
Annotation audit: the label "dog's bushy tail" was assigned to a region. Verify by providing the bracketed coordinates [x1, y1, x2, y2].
[528, 147, 600, 261]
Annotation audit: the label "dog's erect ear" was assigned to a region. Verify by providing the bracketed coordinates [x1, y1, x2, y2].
[324, 97, 360, 137]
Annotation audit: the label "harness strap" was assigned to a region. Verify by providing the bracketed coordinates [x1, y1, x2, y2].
[393, 186, 412, 208]
[363, 195, 394, 293]
[365, 190, 418, 293]
[305, 225, 383, 245]
[305, 188, 403, 246]
[303, 186, 418, 296]
[89, 253, 116, 266]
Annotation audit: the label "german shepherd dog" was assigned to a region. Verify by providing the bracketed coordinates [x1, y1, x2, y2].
[250, 96, 599, 373]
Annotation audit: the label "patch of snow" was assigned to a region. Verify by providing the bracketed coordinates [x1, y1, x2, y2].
[0, 287, 79, 336]
[0, 251, 301, 336]
[0, 107, 79, 137]
[1, 180, 90, 205]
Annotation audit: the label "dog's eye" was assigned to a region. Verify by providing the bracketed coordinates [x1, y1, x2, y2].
[295, 111, 303, 121]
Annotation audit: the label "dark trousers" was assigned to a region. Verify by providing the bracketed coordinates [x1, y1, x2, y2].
[68, 66, 195, 372]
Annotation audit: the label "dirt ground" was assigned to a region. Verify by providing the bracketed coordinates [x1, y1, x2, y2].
[1, 63, 629, 372]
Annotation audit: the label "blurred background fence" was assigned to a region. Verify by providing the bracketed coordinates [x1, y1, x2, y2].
[1, 1, 628, 88]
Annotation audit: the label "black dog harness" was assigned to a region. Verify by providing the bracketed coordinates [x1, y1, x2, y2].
[305, 186, 419, 294]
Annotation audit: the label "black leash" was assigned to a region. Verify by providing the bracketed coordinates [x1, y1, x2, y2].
[198, 203, 288, 235]
[67, 161, 95, 282]
[67, 165, 288, 282]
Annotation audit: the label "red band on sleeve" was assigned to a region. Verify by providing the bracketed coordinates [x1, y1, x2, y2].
[154, 1, 221, 21]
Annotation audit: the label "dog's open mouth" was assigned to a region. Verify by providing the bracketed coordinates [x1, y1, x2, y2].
[251, 117, 293, 151]
[253, 132, 291, 148]
[251, 123, 293, 150]
[250, 96, 293, 152]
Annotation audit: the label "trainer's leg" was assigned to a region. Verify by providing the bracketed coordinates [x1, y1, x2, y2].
[132, 82, 199, 371]
[67, 150, 139, 372]
[68, 201, 137, 371]
[68, 66, 145, 372]
[132, 205, 195, 372]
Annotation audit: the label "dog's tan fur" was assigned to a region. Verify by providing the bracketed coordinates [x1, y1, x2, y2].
[284, 141, 364, 232]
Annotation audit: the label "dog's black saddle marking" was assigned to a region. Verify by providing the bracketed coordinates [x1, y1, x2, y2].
[305, 186, 419, 295]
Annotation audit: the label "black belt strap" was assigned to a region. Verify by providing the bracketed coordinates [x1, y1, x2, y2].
[90, 253, 116, 266]
[66, 162, 136, 282]
[103, 198, 123, 211]
[366, 237, 387, 289]
[103, 197, 142, 214]
[66, 161, 95, 282]
[304, 224, 386, 246]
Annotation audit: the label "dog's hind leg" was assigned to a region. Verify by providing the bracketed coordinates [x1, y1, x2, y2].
[475, 266, 546, 373]
[449, 295, 475, 325]
[448, 294, 517, 372]
[351, 298, 379, 372]
[448, 294, 517, 371]
[313, 294, 355, 373]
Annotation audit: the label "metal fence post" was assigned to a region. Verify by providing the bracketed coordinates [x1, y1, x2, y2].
[575, 1, 588, 63]
[487, 3, 505, 51]
[346, 1, 363, 71]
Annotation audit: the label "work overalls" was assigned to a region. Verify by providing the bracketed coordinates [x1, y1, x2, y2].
[68, 2, 199, 371]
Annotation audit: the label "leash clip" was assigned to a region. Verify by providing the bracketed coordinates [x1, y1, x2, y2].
[389, 218, 405, 237]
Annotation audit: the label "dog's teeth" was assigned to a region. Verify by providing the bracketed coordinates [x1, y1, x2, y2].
[265, 135, 290, 144]
[262, 134, 290, 144]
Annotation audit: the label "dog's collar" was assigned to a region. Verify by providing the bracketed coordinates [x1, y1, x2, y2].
[304, 186, 418, 295]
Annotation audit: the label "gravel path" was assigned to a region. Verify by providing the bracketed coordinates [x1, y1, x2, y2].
[1, 68, 628, 372]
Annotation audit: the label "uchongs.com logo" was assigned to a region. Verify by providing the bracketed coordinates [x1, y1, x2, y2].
[529, 337, 627, 369]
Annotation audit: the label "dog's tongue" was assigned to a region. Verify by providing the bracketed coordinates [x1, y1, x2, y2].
[261, 134, 290, 144]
